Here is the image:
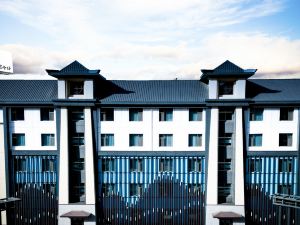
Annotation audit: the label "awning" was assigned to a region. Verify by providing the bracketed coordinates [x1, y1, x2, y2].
[213, 211, 243, 219]
[0, 197, 20, 211]
[60, 211, 92, 219]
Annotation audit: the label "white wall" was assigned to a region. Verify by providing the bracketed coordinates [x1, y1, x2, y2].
[208, 79, 246, 99]
[100, 108, 206, 151]
[248, 108, 299, 151]
[9, 108, 57, 150]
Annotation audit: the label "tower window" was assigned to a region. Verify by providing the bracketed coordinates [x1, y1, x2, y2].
[219, 81, 234, 96]
[69, 81, 84, 96]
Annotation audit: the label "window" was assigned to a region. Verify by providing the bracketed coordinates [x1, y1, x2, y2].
[129, 134, 143, 146]
[42, 159, 55, 172]
[130, 184, 143, 197]
[159, 134, 173, 147]
[40, 108, 54, 121]
[69, 81, 84, 95]
[101, 134, 114, 146]
[130, 158, 143, 172]
[280, 108, 293, 121]
[279, 158, 293, 172]
[277, 184, 292, 195]
[219, 110, 234, 121]
[102, 183, 116, 196]
[102, 159, 115, 172]
[41, 134, 55, 146]
[189, 134, 202, 147]
[249, 158, 262, 172]
[101, 108, 114, 121]
[159, 158, 173, 172]
[189, 108, 202, 121]
[188, 158, 202, 172]
[14, 158, 26, 172]
[159, 109, 173, 121]
[71, 110, 84, 121]
[11, 108, 24, 121]
[129, 108, 143, 121]
[249, 134, 262, 147]
[12, 133, 25, 146]
[279, 133, 293, 146]
[219, 81, 234, 96]
[219, 133, 232, 146]
[250, 108, 263, 121]
[71, 133, 84, 146]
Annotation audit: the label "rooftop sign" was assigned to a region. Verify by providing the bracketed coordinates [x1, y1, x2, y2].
[0, 50, 13, 74]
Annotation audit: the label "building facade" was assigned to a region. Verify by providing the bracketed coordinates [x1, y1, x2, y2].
[0, 60, 299, 225]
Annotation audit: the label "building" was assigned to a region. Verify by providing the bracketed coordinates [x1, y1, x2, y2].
[0, 60, 299, 225]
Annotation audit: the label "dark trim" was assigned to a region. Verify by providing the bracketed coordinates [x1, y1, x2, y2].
[98, 151, 206, 157]
[0, 102, 55, 106]
[3, 107, 10, 196]
[297, 109, 300, 196]
[55, 107, 61, 197]
[11, 150, 58, 156]
[204, 107, 211, 213]
[53, 99, 96, 107]
[98, 102, 207, 107]
[246, 151, 298, 157]
[250, 101, 300, 106]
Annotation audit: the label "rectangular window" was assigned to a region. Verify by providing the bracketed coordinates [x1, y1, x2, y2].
[41, 134, 55, 146]
[159, 158, 173, 172]
[102, 159, 115, 172]
[189, 134, 202, 147]
[249, 134, 262, 147]
[219, 133, 232, 146]
[40, 108, 54, 121]
[280, 108, 293, 121]
[188, 158, 202, 172]
[12, 133, 25, 146]
[279, 133, 293, 146]
[159, 134, 173, 147]
[71, 133, 84, 146]
[101, 108, 114, 121]
[249, 158, 262, 172]
[130, 158, 143, 172]
[42, 159, 55, 172]
[250, 108, 264, 121]
[219, 81, 234, 96]
[129, 134, 143, 146]
[277, 184, 292, 195]
[69, 81, 84, 95]
[101, 134, 114, 146]
[189, 108, 202, 121]
[102, 183, 115, 196]
[11, 108, 24, 121]
[159, 109, 173, 121]
[129, 108, 143, 121]
[71, 110, 84, 122]
[279, 158, 293, 172]
[130, 184, 143, 197]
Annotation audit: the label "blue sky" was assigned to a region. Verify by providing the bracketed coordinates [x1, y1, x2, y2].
[1, 0, 300, 80]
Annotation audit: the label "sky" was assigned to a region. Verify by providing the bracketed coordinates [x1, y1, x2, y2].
[0, 0, 300, 80]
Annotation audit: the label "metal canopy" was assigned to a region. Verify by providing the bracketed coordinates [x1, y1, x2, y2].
[60, 211, 92, 219]
[272, 194, 300, 209]
[0, 197, 20, 211]
[213, 211, 244, 219]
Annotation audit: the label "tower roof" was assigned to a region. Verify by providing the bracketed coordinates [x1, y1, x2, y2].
[46, 60, 105, 79]
[200, 60, 257, 83]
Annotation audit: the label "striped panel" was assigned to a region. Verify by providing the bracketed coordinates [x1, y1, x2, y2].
[245, 156, 298, 195]
[13, 155, 57, 184]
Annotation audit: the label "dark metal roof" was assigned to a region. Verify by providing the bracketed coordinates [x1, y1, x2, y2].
[247, 79, 300, 103]
[100, 80, 208, 105]
[0, 80, 57, 103]
[46, 60, 104, 79]
[200, 60, 256, 83]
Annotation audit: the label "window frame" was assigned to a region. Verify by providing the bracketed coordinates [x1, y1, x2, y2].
[11, 108, 24, 121]
[41, 133, 55, 146]
[12, 133, 25, 146]
[102, 159, 115, 172]
[159, 108, 173, 121]
[40, 108, 54, 121]
[129, 134, 143, 147]
[250, 108, 264, 121]
[218, 81, 234, 96]
[69, 80, 84, 96]
[129, 108, 143, 121]
[130, 158, 143, 172]
[101, 134, 114, 147]
[279, 133, 293, 147]
[249, 134, 262, 147]
[159, 158, 173, 172]
[189, 108, 202, 121]
[279, 158, 293, 173]
[101, 108, 114, 121]
[159, 134, 173, 147]
[188, 158, 202, 172]
[188, 134, 202, 147]
[280, 108, 294, 121]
